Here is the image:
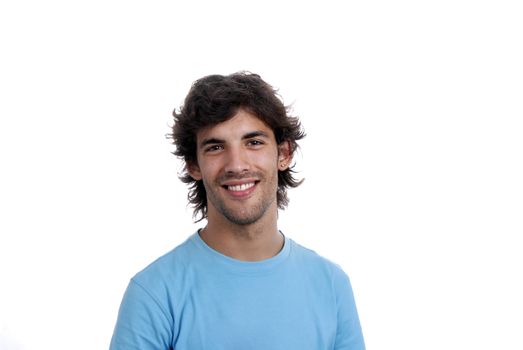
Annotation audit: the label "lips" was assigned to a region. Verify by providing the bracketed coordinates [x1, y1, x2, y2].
[227, 182, 255, 192]
[222, 180, 259, 198]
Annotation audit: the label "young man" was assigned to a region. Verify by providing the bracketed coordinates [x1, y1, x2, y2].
[109, 72, 365, 349]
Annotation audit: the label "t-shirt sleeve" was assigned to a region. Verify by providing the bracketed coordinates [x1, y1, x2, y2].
[109, 278, 173, 350]
[333, 267, 366, 350]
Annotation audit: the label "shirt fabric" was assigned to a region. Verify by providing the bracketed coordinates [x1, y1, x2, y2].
[110, 232, 365, 350]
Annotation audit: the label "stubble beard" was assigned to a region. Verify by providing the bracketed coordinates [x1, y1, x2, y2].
[204, 171, 278, 226]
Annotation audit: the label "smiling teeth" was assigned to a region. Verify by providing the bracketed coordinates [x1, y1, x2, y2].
[228, 183, 255, 191]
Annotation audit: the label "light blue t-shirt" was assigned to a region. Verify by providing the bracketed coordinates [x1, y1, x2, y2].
[110, 233, 365, 350]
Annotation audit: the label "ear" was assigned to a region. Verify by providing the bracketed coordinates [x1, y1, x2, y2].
[186, 161, 202, 180]
[277, 141, 293, 171]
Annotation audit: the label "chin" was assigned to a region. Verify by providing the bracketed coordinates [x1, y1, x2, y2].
[222, 210, 265, 226]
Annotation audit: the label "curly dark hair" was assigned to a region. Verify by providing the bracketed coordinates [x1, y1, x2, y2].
[168, 71, 305, 222]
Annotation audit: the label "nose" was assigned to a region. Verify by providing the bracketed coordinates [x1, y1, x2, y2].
[224, 146, 250, 175]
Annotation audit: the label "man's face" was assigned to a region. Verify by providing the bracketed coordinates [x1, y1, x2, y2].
[188, 109, 290, 226]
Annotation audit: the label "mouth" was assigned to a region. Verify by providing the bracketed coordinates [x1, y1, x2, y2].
[225, 182, 255, 191]
[221, 181, 259, 197]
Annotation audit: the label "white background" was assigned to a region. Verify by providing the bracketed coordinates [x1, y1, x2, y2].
[1, 1, 522, 349]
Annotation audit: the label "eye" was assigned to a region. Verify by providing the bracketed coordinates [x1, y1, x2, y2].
[205, 144, 223, 153]
[248, 139, 264, 147]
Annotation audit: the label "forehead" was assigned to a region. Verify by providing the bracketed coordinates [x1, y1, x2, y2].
[196, 109, 275, 143]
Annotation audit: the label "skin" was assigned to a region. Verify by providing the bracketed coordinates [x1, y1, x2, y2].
[188, 109, 292, 261]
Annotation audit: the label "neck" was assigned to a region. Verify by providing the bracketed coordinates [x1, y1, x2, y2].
[200, 206, 283, 262]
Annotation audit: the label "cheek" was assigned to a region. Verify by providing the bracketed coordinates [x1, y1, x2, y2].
[201, 164, 219, 180]
[259, 147, 280, 166]
[259, 156, 279, 176]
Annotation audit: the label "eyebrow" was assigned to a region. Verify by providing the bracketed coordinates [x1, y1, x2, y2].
[200, 130, 270, 148]
[200, 137, 224, 147]
[242, 130, 270, 140]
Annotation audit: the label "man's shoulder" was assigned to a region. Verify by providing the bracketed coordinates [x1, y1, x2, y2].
[131, 233, 199, 284]
[288, 238, 348, 278]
